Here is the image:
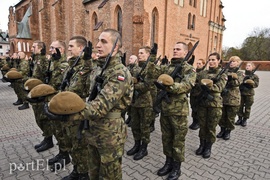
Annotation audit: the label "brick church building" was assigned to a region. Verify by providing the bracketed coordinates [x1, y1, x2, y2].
[8, 0, 226, 63]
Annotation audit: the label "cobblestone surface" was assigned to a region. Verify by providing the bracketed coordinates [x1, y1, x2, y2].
[0, 71, 269, 180]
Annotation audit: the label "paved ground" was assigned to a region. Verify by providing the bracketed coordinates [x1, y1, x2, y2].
[0, 71, 270, 180]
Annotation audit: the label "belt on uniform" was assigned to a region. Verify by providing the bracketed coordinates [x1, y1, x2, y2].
[105, 112, 122, 119]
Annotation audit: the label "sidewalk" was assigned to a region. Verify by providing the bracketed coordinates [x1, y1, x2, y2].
[0, 71, 270, 180]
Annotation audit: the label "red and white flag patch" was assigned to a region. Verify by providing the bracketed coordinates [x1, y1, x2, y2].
[117, 75, 125, 81]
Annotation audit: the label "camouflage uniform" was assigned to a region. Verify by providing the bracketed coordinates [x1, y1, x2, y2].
[130, 62, 152, 152]
[62, 57, 91, 174]
[84, 53, 133, 180]
[238, 70, 259, 119]
[148, 58, 196, 163]
[197, 67, 227, 144]
[219, 68, 243, 131]
[48, 56, 69, 153]
[31, 54, 52, 138]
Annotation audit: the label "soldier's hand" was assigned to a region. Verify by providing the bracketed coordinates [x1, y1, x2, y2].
[83, 41, 92, 60]
[151, 43, 158, 55]
[27, 96, 46, 103]
[52, 48, 61, 60]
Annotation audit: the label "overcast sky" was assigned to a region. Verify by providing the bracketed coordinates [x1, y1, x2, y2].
[1, 0, 270, 48]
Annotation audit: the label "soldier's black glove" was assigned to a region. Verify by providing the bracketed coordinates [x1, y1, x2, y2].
[161, 56, 168, 65]
[188, 55, 195, 65]
[52, 48, 61, 60]
[83, 41, 92, 60]
[243, 83, 253, 89]
[151, 43, 158, 55]
[40, 44, 46, 56]
[43, 103, 68, 121]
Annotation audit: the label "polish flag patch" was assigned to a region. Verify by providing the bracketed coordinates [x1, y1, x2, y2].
[117, 75, 125, 81]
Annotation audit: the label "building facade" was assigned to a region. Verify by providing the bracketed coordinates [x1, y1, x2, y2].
[8, 0, 226, 62]
[0, 30, 10, 56]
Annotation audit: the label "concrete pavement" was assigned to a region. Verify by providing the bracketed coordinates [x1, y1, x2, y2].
[0, 71, 270, 180]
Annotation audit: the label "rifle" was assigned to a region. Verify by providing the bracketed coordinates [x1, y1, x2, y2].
[198, 61, 232, 102]
[153, 41, 199, 113]
[121, 52, 126, 66]
[240, 64, 260, 91]
[201, 60, 209, 71]
[154, 55, 162, 65]
[77, 38, 119, 141]
[45, 58, 52, 84]
[60, 48, 85, 91]
[28, 54, 35, 77]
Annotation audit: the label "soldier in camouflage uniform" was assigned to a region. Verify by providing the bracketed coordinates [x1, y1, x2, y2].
[45, 40, 71, 171]
[127, 46, 153, 161]
[60, 36, 92, 179]
[16, 52, 30, 110]
[82, 29, 133, 180]
[189, 58, 206, 130]
[29, 40, 54, 153]
[147, 42, 196, 179]
[217, 56, 244, 140]
[236, 62, 259, 127]
[195, 52, 227, 159]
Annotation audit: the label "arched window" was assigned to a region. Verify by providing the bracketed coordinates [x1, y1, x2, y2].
[193, 0, 197, 7]
[189, 0, 192, 6]
[23, 42, 26, 51]
[192, 15, 196, 30]
[188, 13, 192, 29]
[27, 43, 30, 52]
[17, 42, 21, 51]
[151, 8, 159, 46]
[115, 6, 122, 35]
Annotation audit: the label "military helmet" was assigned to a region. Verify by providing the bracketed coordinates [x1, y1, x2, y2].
[1, 64, 10, 71]
[28, 84, 57, 98]
[201, 79, 213, 87]
[48, 91, 85, 115]
[5, 71, 23, 79]
[157, 74, 174, 86]
[24, 78, 43, 91]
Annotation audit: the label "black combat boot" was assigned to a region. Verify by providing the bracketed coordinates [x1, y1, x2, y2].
[34, 137, 47, 149]
[133, 142, 148, 160]
[202, 142, 212, 159]
[36, 136, 54, 152]
[195, 139, 205, 155]
[150, 120, 155, 133]
[78, 173, 90, 180]
[216, 127, 226, 138]
[223, 129, 231, 140]
[50, 151, 71, 172]
[49, 150, 69, 165]
[62, 165, 79, 180]
[167, 161, 181, 180]
[157, 156, 173, 176]
[13, 99, 23, 105]
[235, 116, 242, 125]
[189, 118, 200, 130]
[18, 102, 29, 110]
[241, 118, 247, 127]
[127, 140, 141, 156]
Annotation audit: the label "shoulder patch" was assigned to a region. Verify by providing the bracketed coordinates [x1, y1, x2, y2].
[117, 75, 125, 81]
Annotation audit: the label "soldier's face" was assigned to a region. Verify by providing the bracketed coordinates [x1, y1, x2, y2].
[173, 43, 187, 58]
[49, 41, 61, 55]
[246, 64, 253, 71]
[68, 40, 83, 57]
[129, 55, 137, 64]
[138, 49, 149, 62]
[197, 60, 204, 69]
[230, 59, 238, 68]
[208, 55, 220, 68]
[31, 43, 41, 55]
[96, 32, 116, 58]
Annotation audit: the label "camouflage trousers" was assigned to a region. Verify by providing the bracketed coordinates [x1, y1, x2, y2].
[32, 103, 53, 137]
[238, 95, 254, 119]
[130, 106, 152, 144]
[219, 105, 239, 130]
[87, 144, 123, 180]
[198, 106, 222, 143]
[62, 120, 89, 173]
[50, 120, 71, 153]
[160, 114, 188, 162]
[190, 95, 199, 120]
[13, 80, 27, 102]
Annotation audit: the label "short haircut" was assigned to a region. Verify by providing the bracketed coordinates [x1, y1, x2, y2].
[176, 42, 188, 51]
[246, 62, 255, 68]
[229, 56, 242, 63]
[139, 46, 151, 54]
[208, 52, 220, 60]
[69, 36, 87, 47]
[103, 29, 122, 49]
[33, 40, 46, 49]
[198, 58, 206, 65]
